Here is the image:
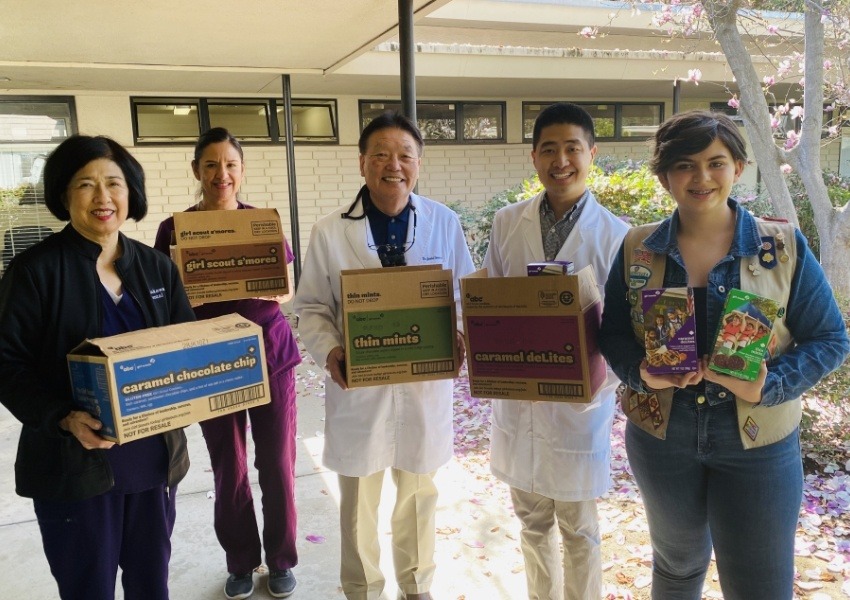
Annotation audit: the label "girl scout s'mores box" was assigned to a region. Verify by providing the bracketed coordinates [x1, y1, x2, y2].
[171, 208, 290, 303]
[709, 288, 780, 381]
[641, 287, 698, 375]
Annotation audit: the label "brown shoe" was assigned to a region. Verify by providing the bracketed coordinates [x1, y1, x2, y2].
[404, 594, 433, 600]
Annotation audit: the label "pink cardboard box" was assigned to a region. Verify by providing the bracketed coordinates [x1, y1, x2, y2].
[461, 266, 606, 403]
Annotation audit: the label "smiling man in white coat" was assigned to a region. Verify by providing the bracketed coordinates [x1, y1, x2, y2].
[293, 113, 474, 600]
[483, 103, 629, 600]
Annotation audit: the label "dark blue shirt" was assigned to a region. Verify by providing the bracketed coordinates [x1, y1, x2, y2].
[100, 284, 169, 493]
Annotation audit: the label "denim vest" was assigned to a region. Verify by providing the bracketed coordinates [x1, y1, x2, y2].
[621, 219, 800, 450]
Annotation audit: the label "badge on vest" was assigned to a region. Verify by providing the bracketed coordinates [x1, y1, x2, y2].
[743, 415, 760, 441]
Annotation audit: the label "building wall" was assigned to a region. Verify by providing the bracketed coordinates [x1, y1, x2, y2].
[4, 92, 846, 261]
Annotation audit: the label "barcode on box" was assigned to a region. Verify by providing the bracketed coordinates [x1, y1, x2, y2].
[538, 382, 584, 397]
[246, 278, 286, 292]
[411, 360, 454, 375]
[209, 383, 266, 411]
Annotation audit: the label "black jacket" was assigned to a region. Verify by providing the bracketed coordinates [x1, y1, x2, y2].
[0, 225, 195, 500]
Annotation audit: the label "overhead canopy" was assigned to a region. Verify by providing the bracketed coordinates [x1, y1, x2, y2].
[0, 0, 450, 94]
[0, 0, 798, 100]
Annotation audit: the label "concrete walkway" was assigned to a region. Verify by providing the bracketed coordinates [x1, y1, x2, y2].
[0, 326, 529, 599]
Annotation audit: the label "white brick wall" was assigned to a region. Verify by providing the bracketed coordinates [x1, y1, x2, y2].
[128, 138, 845, 261]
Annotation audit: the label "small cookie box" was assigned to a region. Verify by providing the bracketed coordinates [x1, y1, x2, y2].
[527, 261, 575, 276]
[641, 287, 698, 375]
[709, 288, 780, 381]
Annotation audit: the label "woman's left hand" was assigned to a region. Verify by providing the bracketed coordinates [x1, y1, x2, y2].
[702, 356, 767, 404]
[59, 410, 116, 450]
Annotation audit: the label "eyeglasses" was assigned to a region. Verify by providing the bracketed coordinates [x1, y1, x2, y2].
[365, 152, 419, 166]
[367, 207, 417, 268]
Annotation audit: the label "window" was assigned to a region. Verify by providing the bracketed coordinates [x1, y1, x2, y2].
[0, 96, 74, 273]
[359, 101, 506, 143]
[522, 102, 663, 142]
[131, 97, 338, 144]
[276, 100, 337, 142]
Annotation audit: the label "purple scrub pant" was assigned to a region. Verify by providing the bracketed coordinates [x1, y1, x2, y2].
[34, 484, 176, 600]
[201, 368, 298, 575]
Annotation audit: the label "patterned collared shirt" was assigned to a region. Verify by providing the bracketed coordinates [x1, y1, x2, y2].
[539, 190, 589, 261]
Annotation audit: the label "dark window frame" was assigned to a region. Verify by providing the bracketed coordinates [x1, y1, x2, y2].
[130, 97, 339, 145]
[0, 95, 78, 144]
[522, 101, 664, 143]
[358, 100, 507, 144]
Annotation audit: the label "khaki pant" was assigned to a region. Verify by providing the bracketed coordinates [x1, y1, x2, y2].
[510, 487, 601, 600]
[338, 469, 438, 600]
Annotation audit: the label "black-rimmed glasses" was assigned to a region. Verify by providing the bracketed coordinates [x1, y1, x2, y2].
[367, 207, 417, 267]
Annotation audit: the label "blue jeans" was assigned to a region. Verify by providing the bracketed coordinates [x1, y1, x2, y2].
[625, 392, 802, 600]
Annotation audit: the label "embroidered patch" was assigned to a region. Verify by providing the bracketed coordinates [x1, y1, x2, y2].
[632, 248, 653, 265]
[743, 416, 760, 441]
[629, 265, 651, 289]
[651, 409, 664, 429]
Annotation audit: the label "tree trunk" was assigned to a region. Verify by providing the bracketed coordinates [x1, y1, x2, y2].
[706, 0, 850, 295]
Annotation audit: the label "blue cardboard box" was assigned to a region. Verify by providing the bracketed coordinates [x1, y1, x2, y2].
[67, 313, 269, 443]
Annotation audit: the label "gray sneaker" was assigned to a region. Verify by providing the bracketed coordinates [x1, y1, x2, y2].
[267, 569, 297, 598]
[224, 572, 254, 600]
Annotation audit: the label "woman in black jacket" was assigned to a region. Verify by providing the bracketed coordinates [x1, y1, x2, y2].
[0, 135, 195, 600]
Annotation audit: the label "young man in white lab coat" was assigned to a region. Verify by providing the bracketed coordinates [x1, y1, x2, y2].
[294, 113, 474, 600]
[483, 102, 629, 600]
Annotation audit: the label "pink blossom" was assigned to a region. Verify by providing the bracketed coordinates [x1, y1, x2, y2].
[777, 60, 792, 77]
[784, 131, 799, 150]
[790, 106, 804, 120]
[780, 164, 793, 174]
[578, 26, 597, 39]
[824, 59, 833, 70]
[727, 97, 740, 109]
[763, 75, 775, 86]
[686, 68, 702, 85]
[767, 25, 779, 34]
[828, 126, 839, 136]
[770, 116, 781, 129]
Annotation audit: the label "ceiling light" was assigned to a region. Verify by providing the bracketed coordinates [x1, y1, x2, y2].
[173, 106, 192, 116]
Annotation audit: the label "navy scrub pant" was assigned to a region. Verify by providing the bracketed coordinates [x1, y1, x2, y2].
[34, 484, 177, 600]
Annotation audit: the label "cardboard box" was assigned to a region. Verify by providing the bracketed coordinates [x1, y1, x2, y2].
[709, 288, 780, 381]
[461, 265, 606, 403]
[641, 287, 698, 374]
[67, 314, 269, 444]
[340, 265, 459, 388]
[171, 208, 290, 303]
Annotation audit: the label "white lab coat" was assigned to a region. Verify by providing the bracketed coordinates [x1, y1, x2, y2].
[294, 193, 475, 477]
[483, 191, 629, 501]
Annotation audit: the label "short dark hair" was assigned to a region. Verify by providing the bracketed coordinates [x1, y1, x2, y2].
[44, 135, 147, 221]
[532, 102, 596, 149]
[650, 110, 748, 176]
[194, 127, 244, 164]
[359, 112, 424, 155]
